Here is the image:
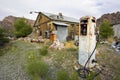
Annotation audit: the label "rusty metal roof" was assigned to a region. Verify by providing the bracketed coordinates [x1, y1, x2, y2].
[52, 21, 68, 26]
[42, 12, 79, 23]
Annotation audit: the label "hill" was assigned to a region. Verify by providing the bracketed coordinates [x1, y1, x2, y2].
[97, 11, 120, 27]
[0, 16, 34, 31]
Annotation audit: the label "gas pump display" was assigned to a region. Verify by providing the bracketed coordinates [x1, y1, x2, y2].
[80, 24, 87, 36]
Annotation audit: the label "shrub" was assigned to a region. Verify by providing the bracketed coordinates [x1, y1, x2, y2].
[39, 46, 48, 56]
[57, 70, 70, 80]
[14, 18, 32, 38]
[86, 71, 95, 80]
[70, 71, 79, 80]
[99, 19, 114, 40]
[0, 28, 9, 46]
[0, 38, 9, 46]
[27, 60, 49, 80]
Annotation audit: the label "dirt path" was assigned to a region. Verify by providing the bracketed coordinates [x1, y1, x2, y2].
[0, 41, 40, 80]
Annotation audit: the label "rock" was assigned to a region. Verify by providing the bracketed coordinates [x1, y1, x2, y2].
[31, 38, 39, 43]
[23, 37, 32, 42]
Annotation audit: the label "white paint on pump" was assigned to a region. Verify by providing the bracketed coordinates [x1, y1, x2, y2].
[78, 16, 97, 68]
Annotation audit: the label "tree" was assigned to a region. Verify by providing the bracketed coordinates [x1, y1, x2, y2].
[14, 18, 32, 38]
[0, 27, 9, 46]
[99, 19, 114, 40]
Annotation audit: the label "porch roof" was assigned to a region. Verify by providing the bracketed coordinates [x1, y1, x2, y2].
[53, 21, 68, 27]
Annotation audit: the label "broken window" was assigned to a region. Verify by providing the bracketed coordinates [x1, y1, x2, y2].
[92, 19, 95, 23]
[80, 19, 88, 23]
[45, 31, 50, 39]
[80, 24, 87, 36]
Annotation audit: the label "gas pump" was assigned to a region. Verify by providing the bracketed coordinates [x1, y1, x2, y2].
[77, 16, 98, 78]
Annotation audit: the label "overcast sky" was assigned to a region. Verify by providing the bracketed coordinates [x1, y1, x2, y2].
[0, 0, 120, 20]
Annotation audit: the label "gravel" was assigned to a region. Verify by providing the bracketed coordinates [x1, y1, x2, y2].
[0, 41, 40, 80]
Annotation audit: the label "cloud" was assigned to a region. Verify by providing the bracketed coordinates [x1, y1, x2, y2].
[95, 0, 120, 15]
[0, 0, 120, 20]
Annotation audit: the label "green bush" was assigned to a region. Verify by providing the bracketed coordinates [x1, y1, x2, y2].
[39, 46, 48, 56]
[0, 38, 9, 45]
[86, 71, 95, 80]
[99, 19, 114, 40]
[14, 18, 32, 38]
[70, 71, 79, 80]
[57, 70, 70, 80]
[27, 60, 49, 80]
[0, 28, 9, 46]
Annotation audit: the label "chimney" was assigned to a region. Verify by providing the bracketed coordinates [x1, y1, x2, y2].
[59, 13, 63, 19]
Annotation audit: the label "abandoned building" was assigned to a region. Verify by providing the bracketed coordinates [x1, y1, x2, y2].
[33, 12, 79, 42]
[113, 24, 120, 38]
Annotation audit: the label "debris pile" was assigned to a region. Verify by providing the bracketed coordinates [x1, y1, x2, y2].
[111, 41, 120, 53]
[49, 40, 64, 50]
[17, 36, 45, 43]
[65, 41, 77, 49]
[31, 36, 45, 43]
[24, 37, 32, 42]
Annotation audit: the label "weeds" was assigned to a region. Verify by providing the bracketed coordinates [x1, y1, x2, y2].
[57, 69, 79, 80]
[0, 42, 12, 56]
[39, 46, 48, 56]
[2, 40, 120, 80]
[86, 71, 95, 80]
[26, 48, 49, 79]
[70, 71, 79, 80]
[66, 47, 78, 52]
[57, 69, 70, 80]
[26, 60, 49, 80]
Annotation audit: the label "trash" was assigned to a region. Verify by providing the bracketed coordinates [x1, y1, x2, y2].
[100, 41, 108, 44]
[116, 47, 120, 53]
[111, 41, 120, 53]
[111, 42, 116, 48]
[74, 40, 79, 46]
[116, 42, 120, 53]
[49, 39, 65, 50]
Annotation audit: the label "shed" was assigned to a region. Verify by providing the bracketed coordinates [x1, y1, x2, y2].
[33, 12, 79, 42]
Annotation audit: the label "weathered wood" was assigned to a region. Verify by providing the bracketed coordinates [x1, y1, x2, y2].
[33, 12, 79, 42]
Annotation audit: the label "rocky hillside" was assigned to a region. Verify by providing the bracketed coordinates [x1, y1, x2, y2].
[97, 11, 120, 27]
[0, 16, 34, 31]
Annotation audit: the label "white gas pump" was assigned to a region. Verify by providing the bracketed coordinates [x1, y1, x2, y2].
[78, 16, 97, 68]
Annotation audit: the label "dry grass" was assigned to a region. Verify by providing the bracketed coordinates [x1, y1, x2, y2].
[1, 40, 120, 80]
[96, 43, 120, 80]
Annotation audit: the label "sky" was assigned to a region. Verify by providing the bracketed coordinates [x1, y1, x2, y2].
[0, 0, 120, 20]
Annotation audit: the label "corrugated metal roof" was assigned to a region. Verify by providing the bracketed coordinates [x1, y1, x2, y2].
[53, 21, 68, 26]
[42, 12, 79, 23]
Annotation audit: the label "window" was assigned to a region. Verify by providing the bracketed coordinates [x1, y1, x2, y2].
[92, 19, 95, 23]
[80, 24, 87, 36]
[81, 19, 88, 23]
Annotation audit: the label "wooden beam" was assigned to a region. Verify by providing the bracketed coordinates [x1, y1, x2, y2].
[34, 20, 51, 27]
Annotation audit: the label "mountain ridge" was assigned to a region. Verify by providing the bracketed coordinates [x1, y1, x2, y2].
[0, 16, 35, 31]
[97, 11, 120, 27]
[1, 11, 120, 31]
